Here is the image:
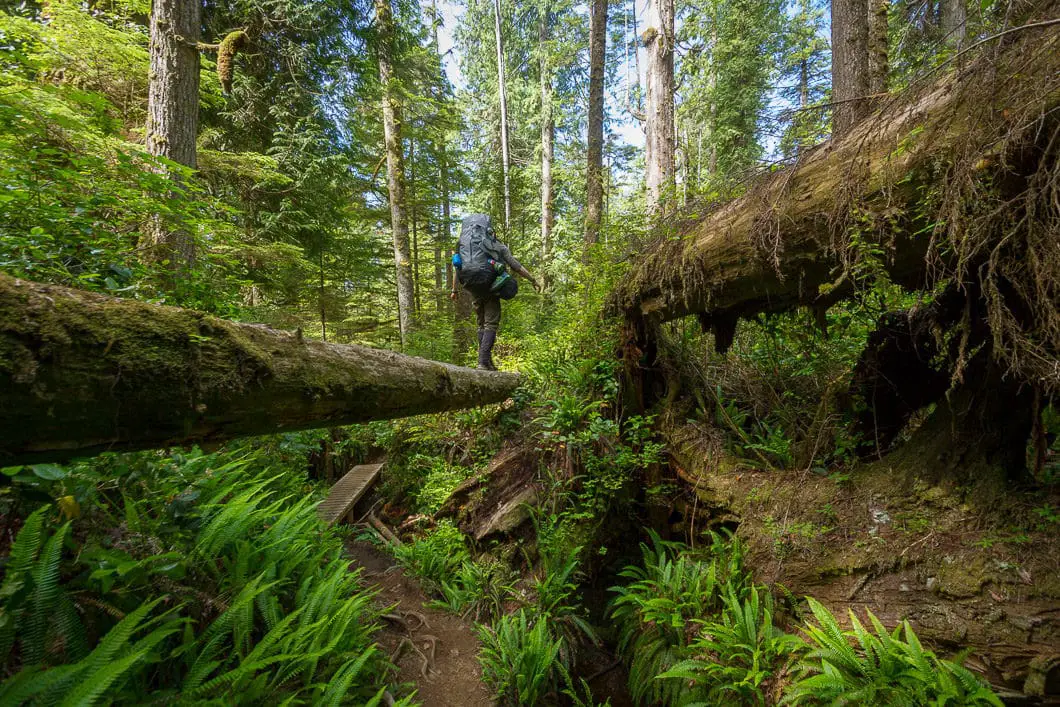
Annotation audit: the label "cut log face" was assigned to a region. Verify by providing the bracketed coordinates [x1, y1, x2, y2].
[609, 9, 1060, 331]
[0, 275, 520, 466]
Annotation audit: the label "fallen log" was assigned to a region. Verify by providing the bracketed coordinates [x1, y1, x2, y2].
[609, 8, 1060, 341]
[0, 274, 520, 466]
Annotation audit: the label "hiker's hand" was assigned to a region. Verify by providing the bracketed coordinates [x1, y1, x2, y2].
[449, 291, 457, 300]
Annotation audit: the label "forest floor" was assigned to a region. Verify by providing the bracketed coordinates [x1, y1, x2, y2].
[345, 539, 494, 706]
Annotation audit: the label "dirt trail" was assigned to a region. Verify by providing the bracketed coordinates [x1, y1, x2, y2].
[346, 539, 494, 707]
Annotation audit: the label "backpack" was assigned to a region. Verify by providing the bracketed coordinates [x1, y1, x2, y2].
[456, 214, 502, 289]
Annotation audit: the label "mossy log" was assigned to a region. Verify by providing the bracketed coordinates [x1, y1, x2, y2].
[0, 275, 520, 466]
[609, 9, 1060, 331]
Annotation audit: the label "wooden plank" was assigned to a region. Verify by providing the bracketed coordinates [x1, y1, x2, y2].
[317, 462, 384, 525]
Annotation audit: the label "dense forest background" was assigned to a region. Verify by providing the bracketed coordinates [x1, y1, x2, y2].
[0, 0, 1057, 702]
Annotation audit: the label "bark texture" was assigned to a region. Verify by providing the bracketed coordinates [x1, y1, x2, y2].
[643, 0, 675, 215]
[376, 0, 415, 346]
[867, 0, 889, 95]
[145, 0, 200, 271]
[941, 0, 967, 46]
[0, 275, 520, 466]
[831, 0, 871, 136]
[493, 0, 512, 230]
[539, 3, 554, 284]
[430, 0, 452, 312]
[585, 0, 607, 244]
[146, 0, 200, 168]
[609, 19, 1060, 329]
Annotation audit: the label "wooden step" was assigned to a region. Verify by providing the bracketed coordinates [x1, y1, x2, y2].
[317, 462, 384, 525]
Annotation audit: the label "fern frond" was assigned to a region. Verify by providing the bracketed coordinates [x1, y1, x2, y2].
[25, 521, 71, 665]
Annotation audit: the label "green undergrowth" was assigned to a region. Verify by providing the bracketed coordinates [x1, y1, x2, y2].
[0, 435, 407, 704]
[607, 531, 1001, 706]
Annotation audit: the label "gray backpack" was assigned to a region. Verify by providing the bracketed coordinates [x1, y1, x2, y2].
[457, 214, 501, 288]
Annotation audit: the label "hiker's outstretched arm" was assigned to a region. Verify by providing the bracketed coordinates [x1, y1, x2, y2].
[498, 245, 540, 291]
[514, 264, 539, 290]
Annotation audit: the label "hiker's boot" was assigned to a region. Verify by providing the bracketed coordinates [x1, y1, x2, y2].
[478, 328, 497, 371]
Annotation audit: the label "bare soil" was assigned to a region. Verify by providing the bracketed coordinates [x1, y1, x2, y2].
[346, 539, 494, 706]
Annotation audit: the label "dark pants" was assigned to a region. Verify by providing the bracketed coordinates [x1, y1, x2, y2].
[474, 293, 501, 332]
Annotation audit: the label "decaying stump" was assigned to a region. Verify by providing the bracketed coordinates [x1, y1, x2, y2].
[436, 446, 542, 542]
[0, 275, 520, 466]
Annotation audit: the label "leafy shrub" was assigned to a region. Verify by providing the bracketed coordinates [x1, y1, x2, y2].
[532, 544, 598, 668]
[413, 456, 474, 514]
[432, 557, 517, 623]
[784, 598, 1002, 706]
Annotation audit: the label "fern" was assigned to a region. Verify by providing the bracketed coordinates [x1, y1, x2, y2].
[0, 505, 49, 666]
[1, 450, 388, 703]
[785, 598, 1002, 706]
[25, 521, 71, 664]
[609, 530, 752, 705]
[658, 586, 803, 705]
[478, 609, 565, 705]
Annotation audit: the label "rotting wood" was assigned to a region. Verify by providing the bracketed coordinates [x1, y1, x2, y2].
[609, 10, 1060, 331]
[0, 275, 520, 466]
[369, 513, 402, 547]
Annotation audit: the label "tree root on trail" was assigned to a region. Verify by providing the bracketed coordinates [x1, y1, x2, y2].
[383, 610, 430, 632]
[389, 635, 438, 680]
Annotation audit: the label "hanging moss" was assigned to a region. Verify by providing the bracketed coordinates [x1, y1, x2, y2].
[216, 30, 249, 95]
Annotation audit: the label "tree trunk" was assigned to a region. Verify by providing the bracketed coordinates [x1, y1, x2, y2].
[644, 0, 675, 215]
[0, 275, 520, 466]
[609, 17, 1060, 327]
[452, 288, 474, 363]
[867, 0, 889, 95]
[442, 158, 454, 301]
[376, 0, 415, 347]
[433, 218, 444, 312]
[493, 0, 512, 231]
[585, 0, 607, 245]
[318, 250, 327, 342]
[831, 0, 871, 136]
[539, 2, 554, 285]
[145, 0, 200, 272]
[409, 139, 422, 315]
[940, 0, 966, 47]
[430, 0, 453, 312]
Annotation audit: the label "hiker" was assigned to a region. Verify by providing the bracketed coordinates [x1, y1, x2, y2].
[450, 214, 540, 371]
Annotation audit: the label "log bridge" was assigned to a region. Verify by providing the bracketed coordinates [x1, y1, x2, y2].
[0, 274, 519, 466]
